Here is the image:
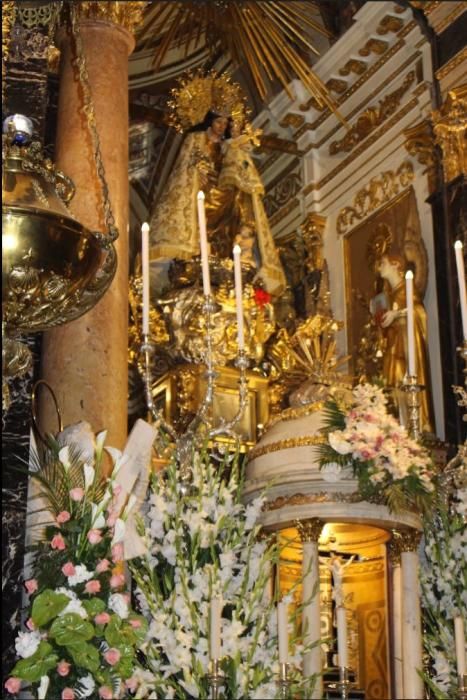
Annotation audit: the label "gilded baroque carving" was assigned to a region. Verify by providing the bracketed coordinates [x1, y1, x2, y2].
[326, 78, 348, 94]
[73, 1, 147, 33]
[263, 491, 370, 512]
[16, 3, 60, 29]
[435, 47, 467, 81]
[264, 401, 326, 431]
[248, 435, 327, 461]
[359, 38, 389, 57]
[387, 536, 403, 565]
[263, 171, 302, 219]
[295, 518, 324, 542]
[330, 71, 416, 155]
[279, 113, 305, 130]
[377, 15, 404, 35]
[432, 85, 467, 183]
[336, 161, 415, 234]
[403, 119, 438, 192]
[2, 1, 15, 99]
[339, 59, 368, 77]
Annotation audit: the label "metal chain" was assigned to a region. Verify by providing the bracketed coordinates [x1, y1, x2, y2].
[69, 3, 118, 243]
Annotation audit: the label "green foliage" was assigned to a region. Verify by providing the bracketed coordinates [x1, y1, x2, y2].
[31, 590, 69, 627]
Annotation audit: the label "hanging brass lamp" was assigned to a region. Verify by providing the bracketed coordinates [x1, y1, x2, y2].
[2, 114, 117, 410]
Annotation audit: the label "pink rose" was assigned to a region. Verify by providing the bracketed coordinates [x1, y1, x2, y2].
[69, 487, 84, 501]
[125, 677, 138, 691]
[110, 573, 125, 589]
[106, 513, 118, 528]
[61, 562, 76, 577]
[94, 612, 111, 625]
[112, 483, 123, 497]
[24, 579, 38, 595]
[57, 660, 71, 677]
[111, 543, 124, 563]
[25, 618, 35, 630]
[85, 579, 101, 594]
[95, 558, 110, 573]
[99, 686, 114, 699]
[104, 648, 121, 666]
[51, 534, 66, 550]
[87, 529, 102, 545]
[4, 677, 21, 694]
[56, 510, 71, 524]
[129, 618, 142, 629]
[62, 689, 75, 700]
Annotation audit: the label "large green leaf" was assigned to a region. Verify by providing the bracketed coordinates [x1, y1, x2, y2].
[49, 613, 95, 645]
[31, 589, 70, 627]
[104, 615, 137, 648]
[67, 642, 100, 672]
[82, 598, 106, 617]
[11, 642, 58, 682]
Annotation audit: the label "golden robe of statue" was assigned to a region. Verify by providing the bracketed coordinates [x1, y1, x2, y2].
[149, 115, 286, 296]
[378, 254, 435, 433]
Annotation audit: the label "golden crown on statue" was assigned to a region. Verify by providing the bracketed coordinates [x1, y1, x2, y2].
[167, 69, 249, 132]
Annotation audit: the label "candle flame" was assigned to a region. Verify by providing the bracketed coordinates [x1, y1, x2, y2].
[197, 190, 205, 200]
[233, 244, 241, 255]
[405, 270, 414, 280]
[141, 222, 150, 234]
[455, 240, 463, 250]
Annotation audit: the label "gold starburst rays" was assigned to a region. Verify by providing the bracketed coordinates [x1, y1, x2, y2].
[138, 1, 343, 120]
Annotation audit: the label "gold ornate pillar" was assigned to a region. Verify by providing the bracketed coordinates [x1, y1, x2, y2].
[297, 518, 324, 699]
[39, 3, 145, 448]
[403, 120, 439, 194]
[398, 529, 424, 700]
[388, 535, 404, 700]
[432, 86, 467, 183]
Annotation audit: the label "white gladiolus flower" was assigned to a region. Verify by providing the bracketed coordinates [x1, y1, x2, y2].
[58, 446, 71, 472]
[37, 675, 50, 700]
[83, 464, 95, 490]
[15, 631, 41, 658]
[91, 503, 106, 530]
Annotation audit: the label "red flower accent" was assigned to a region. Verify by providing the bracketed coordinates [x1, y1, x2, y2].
[254, 288, 271, 309]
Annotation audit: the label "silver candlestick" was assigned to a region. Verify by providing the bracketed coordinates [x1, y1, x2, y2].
[276, 662, 292, 700]
[337, 666, 351, 700]
[207, 659, 224, 700]
[402, 375, 424, 441]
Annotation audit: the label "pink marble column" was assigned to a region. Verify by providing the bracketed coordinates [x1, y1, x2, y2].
[39, 19, 135, 449]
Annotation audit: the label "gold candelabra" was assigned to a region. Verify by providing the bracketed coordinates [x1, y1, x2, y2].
[401, 375, 424, 441]
[458, 673, 467, 700]
[207, 659, 224, 700]
[276, 662, 292, 700]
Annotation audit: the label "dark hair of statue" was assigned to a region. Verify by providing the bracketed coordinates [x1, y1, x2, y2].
[188, 110, 230, 138]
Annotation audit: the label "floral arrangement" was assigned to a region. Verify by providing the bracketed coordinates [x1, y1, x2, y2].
[130, 446, 315, 699]
[318, 383, 435, 514]
[420, 467, 467, 699]
[5, 424, 147, 700]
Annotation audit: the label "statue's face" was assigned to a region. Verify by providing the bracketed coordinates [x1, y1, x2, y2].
[211, 116, 228, 137]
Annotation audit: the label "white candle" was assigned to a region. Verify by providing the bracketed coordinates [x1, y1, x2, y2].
[233, 244, 245, 350]
[454, 616, 466, 677]
[405, 271, 416, 377]
[210, 596, 222, 661]
[197, 190, 211, 296]
[141, 222, 150, 336]
[336, 606, 348, 669]
[277, 600, 288, 663]
[454, 241, 467, 341]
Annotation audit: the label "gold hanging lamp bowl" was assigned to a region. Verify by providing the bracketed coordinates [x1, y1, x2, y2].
[2, 121, 117, 335]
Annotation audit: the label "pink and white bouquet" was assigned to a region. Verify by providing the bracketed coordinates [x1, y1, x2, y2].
[319, 383, 435, 513]
[5, 423, 147, 700]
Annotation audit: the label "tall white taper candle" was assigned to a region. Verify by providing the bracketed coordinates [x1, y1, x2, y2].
[277, 600, 289, 664]
[233, 244, 245, 350]
[405, 270, 416, 377]
[197, 190, 211, 296]
[454, 616, 466, 677]
[336, 606, 348, 669]
[210, 597, 222, 661]
[454, 241, 467, 341]
[141, 222, 150, 336]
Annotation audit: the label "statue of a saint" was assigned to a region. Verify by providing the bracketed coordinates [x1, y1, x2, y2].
[376, 253, 435, 433]
[149, 72, 286, 296]
[322, 552, 355, 608]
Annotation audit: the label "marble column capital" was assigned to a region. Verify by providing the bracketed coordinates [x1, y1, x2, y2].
[391, 528, 423, 556]
[295, 518, 324, 543]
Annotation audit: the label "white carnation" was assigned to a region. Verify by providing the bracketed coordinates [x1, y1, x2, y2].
[68, 564, 93, 587]
[15, 630, 41, 658]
